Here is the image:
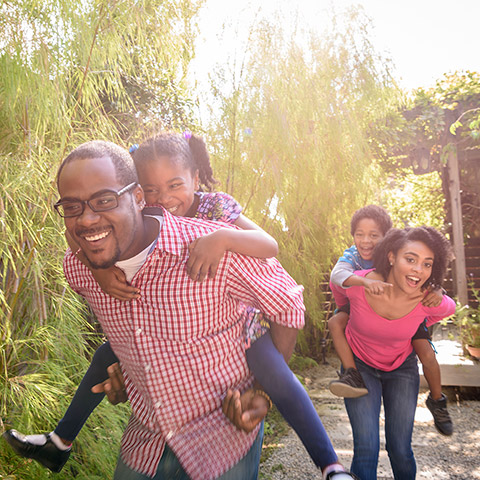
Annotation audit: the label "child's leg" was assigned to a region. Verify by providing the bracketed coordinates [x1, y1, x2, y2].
[328, 310, 368, 398]
[246, 330, 339, 471]
[412, 338, 442, 399]
[55, 341, 119, 442]
[2, 342, 120, 473]
[328, 311, 355, 370]
[412, 330, 453, 436]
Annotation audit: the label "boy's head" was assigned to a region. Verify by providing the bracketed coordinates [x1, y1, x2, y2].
[350, 205, 392, 261]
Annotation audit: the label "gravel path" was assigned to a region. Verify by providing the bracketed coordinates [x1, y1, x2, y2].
[260, 356, 480, 480]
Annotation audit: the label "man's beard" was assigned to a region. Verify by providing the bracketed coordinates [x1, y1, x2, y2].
[86, 241, 122, 269]
[80, 198, 139, 270]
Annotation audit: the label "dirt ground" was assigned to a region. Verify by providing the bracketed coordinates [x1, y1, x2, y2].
[260, 355, 480, 480]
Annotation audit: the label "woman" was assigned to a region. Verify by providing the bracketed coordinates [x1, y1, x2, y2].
[330, 226, 455, 480]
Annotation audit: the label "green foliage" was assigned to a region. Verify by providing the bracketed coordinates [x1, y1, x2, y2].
[380, 170, 446, 229]
[0, 0, 201, 477]
[205, 7, 397, 355]
[453, 286, 480, 348]
[288, 353, 318, 372]
[369, 71, 480, 239]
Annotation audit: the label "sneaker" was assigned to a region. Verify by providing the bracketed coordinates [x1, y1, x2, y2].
[2, 429, 71, 472]
[426, 393, 453, 436]
[326, 471, 360, 479]
[329, 368, 368, 398]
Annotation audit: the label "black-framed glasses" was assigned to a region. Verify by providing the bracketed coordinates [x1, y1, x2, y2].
[54, 182, 137, 218]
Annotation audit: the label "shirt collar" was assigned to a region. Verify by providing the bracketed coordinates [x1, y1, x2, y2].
[151, 207, 185, 257]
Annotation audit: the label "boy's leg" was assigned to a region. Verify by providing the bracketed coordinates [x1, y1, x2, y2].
[328, 311, 356, 369]
[412, 338, 442, 399]
[246, 331, 340, 471]
[328, 310, 368, 398]
[412, 335, 453, 436]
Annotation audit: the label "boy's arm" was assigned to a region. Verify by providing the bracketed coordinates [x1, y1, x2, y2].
[331, 261, 392, 295]
[186, 214, 278, 282]
[330, 260, 356, 287]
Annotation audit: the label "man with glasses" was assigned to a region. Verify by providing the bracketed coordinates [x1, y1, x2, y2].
[7, 140, 305, 480]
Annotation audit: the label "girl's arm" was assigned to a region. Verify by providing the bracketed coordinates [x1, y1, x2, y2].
[65, 230, 139, 301]
[230, 214, 278, 257]
[186, 214, 278, 282]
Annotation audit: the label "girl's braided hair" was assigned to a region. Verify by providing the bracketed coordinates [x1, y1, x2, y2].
[373, 226, 453, 288]
[131, 132, 217, 191]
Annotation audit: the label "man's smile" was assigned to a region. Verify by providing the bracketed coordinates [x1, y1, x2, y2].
[76, 227, 113, 244]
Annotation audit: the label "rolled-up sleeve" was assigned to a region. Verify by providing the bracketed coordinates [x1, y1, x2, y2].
[226, 253, 305, 329]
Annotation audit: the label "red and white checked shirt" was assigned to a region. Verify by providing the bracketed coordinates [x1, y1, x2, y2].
[63, 210, 305, 479]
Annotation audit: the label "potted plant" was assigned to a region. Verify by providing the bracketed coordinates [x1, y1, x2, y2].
[455, 286, 480, 359]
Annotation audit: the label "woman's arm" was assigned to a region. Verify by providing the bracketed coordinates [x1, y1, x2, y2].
[186, 214, 278, 282]
[425, 295, 456, 327]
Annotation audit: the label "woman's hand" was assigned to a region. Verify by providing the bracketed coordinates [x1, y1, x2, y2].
[91, 266, 140, 301]
[186, 230, 228, 282]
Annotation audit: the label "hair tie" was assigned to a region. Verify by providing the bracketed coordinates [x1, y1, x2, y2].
[183, 130, 192, 140]
[129, 144, 139, 154]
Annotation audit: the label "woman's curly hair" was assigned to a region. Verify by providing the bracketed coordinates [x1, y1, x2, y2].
[373, 226, 453, 288]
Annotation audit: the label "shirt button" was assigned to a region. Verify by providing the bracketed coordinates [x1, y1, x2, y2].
[145, 364, 151, 372]
[154, 400, 162, 409]
[166, 431, 174, 440]
[135, 328, 142, 335]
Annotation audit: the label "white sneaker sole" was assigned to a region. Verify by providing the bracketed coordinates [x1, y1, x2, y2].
[329, 382, 368, 398]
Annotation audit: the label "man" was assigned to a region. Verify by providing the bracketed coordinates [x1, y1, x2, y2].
[29, 140, 304, 479]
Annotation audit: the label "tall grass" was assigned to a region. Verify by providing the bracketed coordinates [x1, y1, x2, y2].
[0, 1, 201, 477]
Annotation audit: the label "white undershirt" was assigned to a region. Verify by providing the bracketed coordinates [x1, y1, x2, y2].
[115, 215, 163, 282]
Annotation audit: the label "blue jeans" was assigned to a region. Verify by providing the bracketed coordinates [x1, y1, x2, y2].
[113, 423, 264, 479]
[345, 351, 419, 480]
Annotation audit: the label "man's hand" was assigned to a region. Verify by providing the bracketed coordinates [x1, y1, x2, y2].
[222, 388, 269, 432]
[91, 363, 128, 405]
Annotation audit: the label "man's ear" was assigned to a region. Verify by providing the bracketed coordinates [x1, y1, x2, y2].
[134, 184, 146, 210]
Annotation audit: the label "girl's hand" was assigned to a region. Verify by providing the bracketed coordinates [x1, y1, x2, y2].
[186, 231, 228, 282]
[422, 286, 443, 307]
[91, 266, 140, 301]
[364, 278, 393, 295]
